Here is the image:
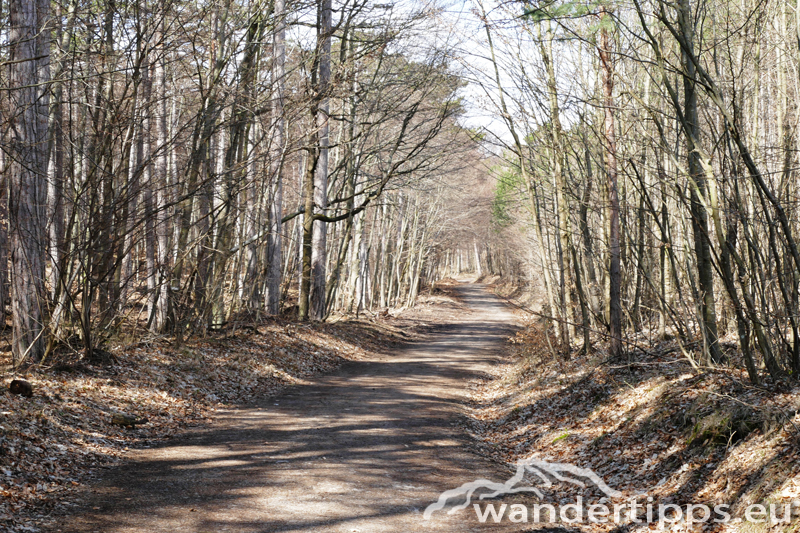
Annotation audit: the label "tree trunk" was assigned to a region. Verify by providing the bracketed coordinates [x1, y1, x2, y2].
[151, 11, 171, 333]
[0, 152, 8, 320]
[266, 0, 286, 315]
[540, 22, 573, 354]
[310, 0, 332, 320]
[598, 8, 622, 361]
[8, 0, 50, 364]
[299, 149, 317, 320]
[678, 0, 722, 364]
[47, 0, 76, 302]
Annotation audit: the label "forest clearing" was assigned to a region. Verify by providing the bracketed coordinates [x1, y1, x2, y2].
[2, 0, 800, 530]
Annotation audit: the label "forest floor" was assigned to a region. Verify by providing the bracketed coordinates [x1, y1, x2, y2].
[0, 297, 437, 532]
[11, 281, 533, 533]
[2, 281, 799, 532]
[468, 278, 800, 532]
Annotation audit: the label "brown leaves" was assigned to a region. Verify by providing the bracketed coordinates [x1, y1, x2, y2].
[465, 322, 800, 531]
[0, 315, 386, 532]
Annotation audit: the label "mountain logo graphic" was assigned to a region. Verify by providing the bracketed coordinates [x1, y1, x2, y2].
[423, 457, 622, 520]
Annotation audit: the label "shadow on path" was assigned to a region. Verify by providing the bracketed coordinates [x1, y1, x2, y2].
[47, 285, 559, 533]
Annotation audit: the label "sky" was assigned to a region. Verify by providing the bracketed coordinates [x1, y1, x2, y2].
[427, 0, 520, 148]
[284, 0, 559, 151]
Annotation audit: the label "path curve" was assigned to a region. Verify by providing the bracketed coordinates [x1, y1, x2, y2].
[51, 284, 556, 532]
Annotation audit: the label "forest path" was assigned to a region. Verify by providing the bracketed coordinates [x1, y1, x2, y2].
[51, 284, 550, 533]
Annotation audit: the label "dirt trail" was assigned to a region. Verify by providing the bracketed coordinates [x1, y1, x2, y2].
[49, 284, 551, 532]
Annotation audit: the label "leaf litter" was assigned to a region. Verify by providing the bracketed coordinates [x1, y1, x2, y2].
[0, 315, 410, 533]
[462, 288, 800, 532]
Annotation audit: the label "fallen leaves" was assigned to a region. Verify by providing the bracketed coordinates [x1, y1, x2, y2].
[464, 315, 800, 532]
[0, 315, 402, 532]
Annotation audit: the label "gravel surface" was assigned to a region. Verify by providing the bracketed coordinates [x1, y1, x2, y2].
[46, 285, 568, 532]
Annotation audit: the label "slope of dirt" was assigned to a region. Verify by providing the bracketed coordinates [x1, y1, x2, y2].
[465, 298, 800, 532]
[0, 315, 414, 533]
[22, 283, 559, 533]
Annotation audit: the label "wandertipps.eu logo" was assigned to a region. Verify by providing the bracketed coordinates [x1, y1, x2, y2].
[423, 457, 795, 527]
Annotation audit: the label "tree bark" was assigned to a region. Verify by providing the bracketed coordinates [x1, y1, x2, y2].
[8, 0, 51, 363]
[678, 0, 723, 364]
[266, 0, 286, 315]
[540, 22, 574, 354]
[151, 7, 171, 332]
[598, 7, 622, 361]
[310, 0, 332, 320]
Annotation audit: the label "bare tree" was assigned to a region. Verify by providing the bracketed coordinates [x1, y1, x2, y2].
[6, 0, 50, 364]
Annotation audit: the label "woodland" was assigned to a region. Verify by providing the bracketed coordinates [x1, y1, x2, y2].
[1, 0, 490, 365]
[1, 0, 799, 384]
[2, 0, 800, 385]
[2, 0, 800, 528]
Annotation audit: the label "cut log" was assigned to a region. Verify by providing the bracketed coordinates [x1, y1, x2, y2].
[9, 379, 33, 397]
